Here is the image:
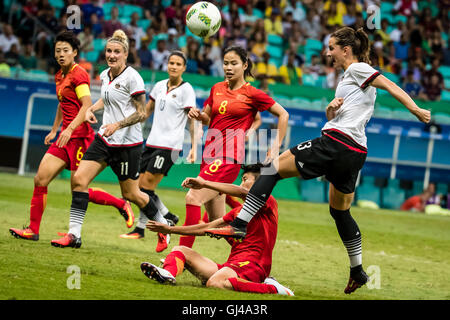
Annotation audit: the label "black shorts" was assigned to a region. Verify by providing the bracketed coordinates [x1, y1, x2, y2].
[289, 129, 367, 194]
[83, 134, 143, 181]
[140, 146, 179, 176]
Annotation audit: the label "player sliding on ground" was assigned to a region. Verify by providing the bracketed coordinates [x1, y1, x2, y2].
[10, 31, 134, 242]
[141, 164, 294, 296]
[207, 27, 431, 294]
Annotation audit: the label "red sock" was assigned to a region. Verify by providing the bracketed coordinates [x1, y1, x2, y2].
[88, 188, 125, 209]
[202, 211, 209, 223]
[179, 204, 201, 248]
[226, 195, 241, 209]
[228, 277, 277, 294]
[163, 250, 186, 277]
[29, 186, 48, 234]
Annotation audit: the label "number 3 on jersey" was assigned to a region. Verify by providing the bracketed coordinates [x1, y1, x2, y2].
[218, 100, 227, 114]
[204, 159, 222, 176]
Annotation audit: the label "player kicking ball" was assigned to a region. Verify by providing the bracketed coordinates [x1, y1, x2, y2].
[140, 164, 293, 296]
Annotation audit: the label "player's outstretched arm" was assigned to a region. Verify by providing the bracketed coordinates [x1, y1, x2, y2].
[370, 75, 431, 123]
[182, 177, 249, 199]
[45, 104, 63, 145]
[146, 218, 227, 236]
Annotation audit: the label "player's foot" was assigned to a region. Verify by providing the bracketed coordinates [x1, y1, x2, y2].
[205, 225, 247, 240]
[164, 212, 179, 225]
[344, 265, 370, 294]
[155, 232, 171, 253]
[119, 226, 145, 239]
[264, 277, 294, 296]
[140, 262, 176, 284]
[118, 200, 135, 228]
[51, 233, 82, 248]
[9, 226, 39, 241]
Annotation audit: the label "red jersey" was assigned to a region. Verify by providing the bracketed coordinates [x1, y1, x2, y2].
[222, 195, 278, 278]
[55, 63, 94, 139]
[203, 81, 275, 163]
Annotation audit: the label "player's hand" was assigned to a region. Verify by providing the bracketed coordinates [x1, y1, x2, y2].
[264, 145, 280, 165]
[86, 109, 97, 124]
[326, 97, 344, 111]
[56, 128, 73, 148]
[44, 130, 57, 145]
[414, 108, 431, 123]
[101, 123, 120, 137]
[146, 220, 171, 234]
[182, 177, 205, 189]
[186, 148, 197, 163]
[188, 107, 202, 120]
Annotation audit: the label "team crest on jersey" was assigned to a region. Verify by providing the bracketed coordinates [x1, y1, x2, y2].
[172, 94, 176, 98]
[236, 94, 247, 101]
[115, 83, 120, 89]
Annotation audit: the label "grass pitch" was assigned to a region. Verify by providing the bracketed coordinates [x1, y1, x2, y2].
[0, 172, 449, 300]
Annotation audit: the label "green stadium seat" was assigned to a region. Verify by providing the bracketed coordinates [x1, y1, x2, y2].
[300, 178, 326, 203]
[268, 34, 283, 46]
[382, 179, 406, 209]
[103, 2, 121, 19]
[302, 74, 317, 86]
[138, 19, 151, 31]
[122, 4, 143, 18]
[356, 176, 381, 206]
[267, 45, 283, 59]
[444, 78, 450, 89]
[49, 0, 64, 9]
[438, 65, 450, 79]
[394, 15, 408, 24]
[383, 72, 400, 85]
[177, 35, 187, 49]
[93, 38, 107, 51]
[84, 50, 100, 63]
[442, 90, 450, 101]
[119, 17, 131, 25]
[380, 2, 394, 14]
[305, 38, 323, 52]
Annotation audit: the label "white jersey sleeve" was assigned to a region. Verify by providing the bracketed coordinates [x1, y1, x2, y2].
[128, 68, 146, 97]
[181, 83, 197, 110]
[349, 63, 380, 89]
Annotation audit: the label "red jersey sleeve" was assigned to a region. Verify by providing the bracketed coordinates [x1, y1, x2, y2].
[72, 65, 90, 87]
[222, 206, 242, 223]
[249, 86, 275, 112]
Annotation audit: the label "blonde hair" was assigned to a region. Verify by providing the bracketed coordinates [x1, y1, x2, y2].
[107, 29, 129, 53]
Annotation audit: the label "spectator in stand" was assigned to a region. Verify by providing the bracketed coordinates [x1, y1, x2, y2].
[198, 43, 213, 76]
[343, 0, 358, 27]
[151, 39, 170, 71]
[0, 24, 20, 53]
[250, 31, 267, 62]
[5, 43, 19, 67]
[264, 8, 283, 36]
[78, 25, 94, 54]
[394, 0, 418, 17]
[241, 2, 261, 27]
[324, 54, 339, 89]
[422, 58, 444, 92]
[371, 37, 390, 72]
[389, 20, 406, 43]
[324, 0, 346, 27]
[403, 70, 425, 99]
[103, 6, 124, 38]
[145, 0, 164, 18]
[279, 51, 303, 85]
[303, 54, 325, 78]
[405, 15, 423, 50]
[423, 74, 442, 101]
[164, 29, 178, 52]
[128, 12, 146, 51]
[164, 0, 184, 29]
[300, 8, 321, 40]
[375, 19, 391, 47]
[19, 42, 37, 70]
[428, 30, 445, 62]
[186, 39, 200, 74]
[282, 11, 295, 36]
[393, 33, 410, 61]
[138, 38, 153, 69]
[284, 0, 306, 23]
[255, 52, 280, 84]
[0, 51, 11, 77]
[127, 38, 141, 68]
[90, 13, 104, 38]
[81, 0, 104, 25]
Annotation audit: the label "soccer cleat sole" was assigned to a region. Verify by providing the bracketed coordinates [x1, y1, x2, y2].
[119, 233, 144, 239]
[119, 201, 135, 228]
[140, 262, 176, 285]
[9, 229, 39, 241]
[50, 238, 82, 248]
[205, 227, 246, 240]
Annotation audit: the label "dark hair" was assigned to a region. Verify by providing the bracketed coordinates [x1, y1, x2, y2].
[223, 45, 254, 78]
[168, 50, 187, 65]
[54, 30, 80, 53]
[241, 163, 264, 177]
[331, 27, 370, 64]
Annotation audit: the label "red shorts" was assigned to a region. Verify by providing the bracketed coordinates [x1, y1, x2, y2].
[217, 260, 266, 283]
[46, 135, 94, 171]
[199, 159, 241, 183]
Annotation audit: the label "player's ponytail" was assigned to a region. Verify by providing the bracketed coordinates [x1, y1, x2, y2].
[223, 45, 254, 78]
[331, 26, 371, 64]
[108, 29, 129, 53]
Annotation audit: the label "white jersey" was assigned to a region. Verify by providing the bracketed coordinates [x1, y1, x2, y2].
[322, 62, 379, 148]
[98, 66, 146, 146]
[146, 79, 196, 150]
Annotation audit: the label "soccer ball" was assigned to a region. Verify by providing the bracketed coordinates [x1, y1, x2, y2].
[185, 2, 221, 38]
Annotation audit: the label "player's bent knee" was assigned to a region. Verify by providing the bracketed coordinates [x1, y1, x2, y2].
[185, 192, 202, 206]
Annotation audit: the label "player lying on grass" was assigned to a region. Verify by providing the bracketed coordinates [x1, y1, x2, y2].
[141, 164, 294, 296]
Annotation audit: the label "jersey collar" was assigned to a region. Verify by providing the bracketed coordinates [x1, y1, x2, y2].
[108, 65, 129, 84]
